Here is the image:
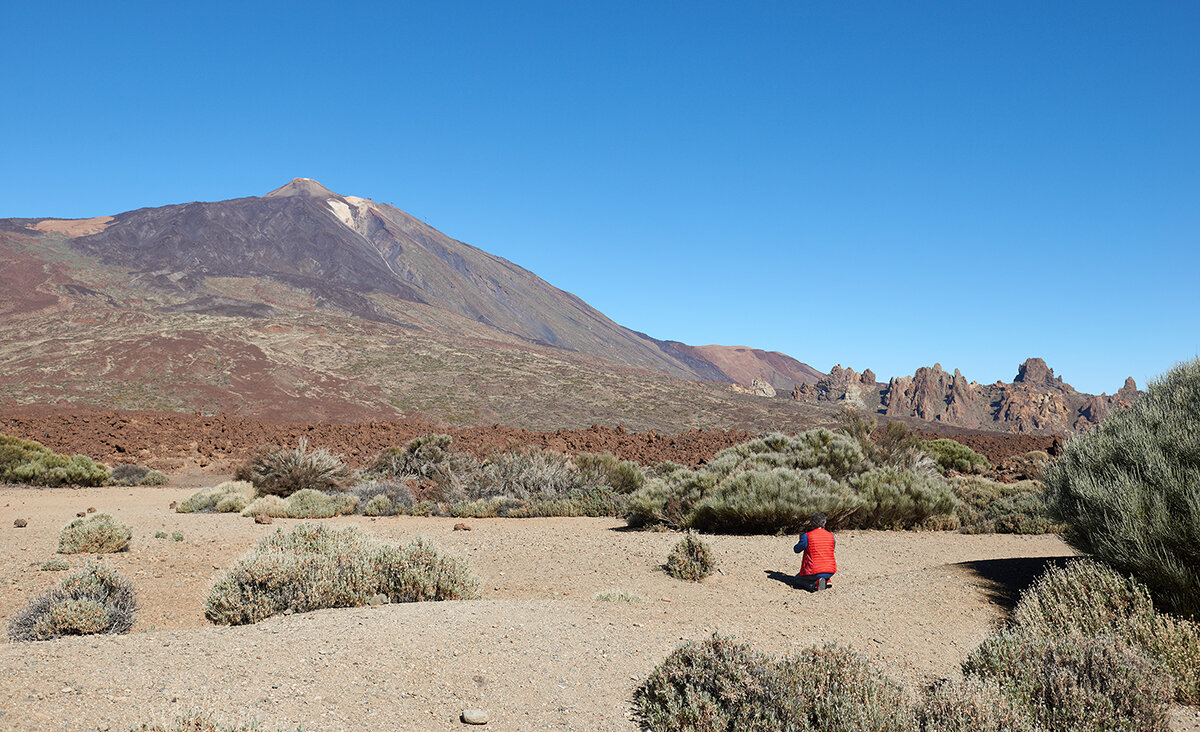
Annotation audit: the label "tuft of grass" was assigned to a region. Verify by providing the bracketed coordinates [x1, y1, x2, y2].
[665, 532, 714, 582]
[7, 563, 137, 641]
[237, 438, 356, 497]
[58, 514, 131, 554]
[171, 531, 184, 542]
[40, 558, 69, 571]
[154, 531, 168, 539]
[594, 590, 643, 603]
[205, 524, 479, 625]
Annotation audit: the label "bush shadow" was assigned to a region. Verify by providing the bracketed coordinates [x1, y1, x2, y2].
[956, 556, 1075, 614]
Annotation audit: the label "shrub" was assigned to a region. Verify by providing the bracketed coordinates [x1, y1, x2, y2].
[140, 470, 169, 486]
[665, 532, 714, 581]
[110, 463, 151, 485]
[40, 558, 69, 571]
[1045, 358, 1200, 617]
[690, 468, 861, 533]
[626, 469, 717, 529]
[951, 476, 1057, 534]
[367, 433, 477, 502]
[632, 634, 791, 732]
[708, 429, 868, 481]
[918, 439, 991, 475]
[176, 481, 255, 513]
[916, 677, 1039, 732]
[848, 467, 958, 529]
[997, 451, 1051, 481]
[648, 460, 688, 478]
[238, 438, 356, 497]
[466, 447, 577, 501]
[963, 631, 1172, 732]
[1013, 560, 1200, 703]
[773, 644, 916, 731]
[0, 435, 110, 486]
[154, 531, 168, 539]
[171, 531, 184, 542]
[58, 514, 131, 554]
[205, 524, 479, 625]
[573, 452, 646, 493]
[241, 489, 358, 519]
[7, 564, 137, 641]
[352, 479, 415, 516]
[130, 711, 283, 731]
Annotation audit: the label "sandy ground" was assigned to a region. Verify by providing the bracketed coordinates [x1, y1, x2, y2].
[1, 483, 1196, 731]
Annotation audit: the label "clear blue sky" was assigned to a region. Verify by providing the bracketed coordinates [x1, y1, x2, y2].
[2, 2, 1197, 394]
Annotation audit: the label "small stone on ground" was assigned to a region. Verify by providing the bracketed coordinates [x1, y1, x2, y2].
[461, 708, 488, 724]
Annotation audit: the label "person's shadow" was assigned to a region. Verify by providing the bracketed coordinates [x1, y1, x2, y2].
[764, 570, 800, 590]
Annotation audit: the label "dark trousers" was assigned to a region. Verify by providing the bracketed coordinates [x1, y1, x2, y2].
[796, 572, 834, 591]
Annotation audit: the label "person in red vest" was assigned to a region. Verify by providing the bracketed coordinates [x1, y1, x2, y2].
[793, 512, 837, 591]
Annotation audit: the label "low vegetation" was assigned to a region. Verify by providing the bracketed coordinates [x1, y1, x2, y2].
[176, 481, 255, 513]
[205, 524, 478, 625]
[40, 558, 69, 572]
[626, 428, 959, 533]
[58, 514, 131, 554]
[595, 590, 643, 603]
[664, 533, 714, 581]
[236, 438, 356, 497]
[916, 678, 1040, 732]
[0, 435, 109, 486]
[1046, 357, 1200, 617]
[7, 564, 137, 642]
[950, 476, 1058, 534]
[241, 489, 359, 519]
[918, 438, 991, 475]
[109, 463, 168, 486]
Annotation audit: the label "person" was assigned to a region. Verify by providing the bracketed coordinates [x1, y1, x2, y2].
[793, 512, 836, 591]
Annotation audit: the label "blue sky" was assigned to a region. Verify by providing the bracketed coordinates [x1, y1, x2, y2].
[2, 2, 1196, 394]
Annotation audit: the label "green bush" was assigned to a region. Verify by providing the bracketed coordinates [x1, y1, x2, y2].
[918, 439, 991, 475]
[848, 467, 958, 529]
[154, 531, 168, 539]
[1013, 560, 1200, 703]
[773, 644, 916, 731]
[573, 452, 646, 493]
[708, 429, 868, 481]
[665, 532, 714, 581]
[951, 476, 1057, 534]
[690, 468, 861, 534]
[0, 435, 110, 486]
[176, 481, 255, 513]
[7, 564, 137, 641]
[916, 677, 1039, 732]
[626, 469, 718, 529]
[58, 514, 131, 554]
[963, 631, 1172, 732]
[632, 634, 793, 732]
[205, 524, 479, 625]
[241, 489, 358, 519]
[1045, 358, 1200, 617]
[237, 438, 356, 497]
[140, 470, 169, 486]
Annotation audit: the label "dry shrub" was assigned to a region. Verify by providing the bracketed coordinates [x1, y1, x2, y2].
[633, 634, 791, 732]
[205, 524, 478, 625]
[573, 452, 646, 493]
[466, 446, 577, 501]
[1013, 560, 1200, 703]
[773, 644, 916, 731]
[58, 514, 131, 554]
[8, 564, 137, 641]
[109, 464, 168, 486]
[367, 433, 477, 502]
[917, 677, 1039, 732]
[40, 558, 69, 571]
[665, 532, 714, 582]
[951, 476, 1057, 534]
[352, 479, 415, 516]
[238, 438, 356, 497]
[963, 631, 1172, 732]
[240, 490, 357, 519]
[176, 481, 255, 513]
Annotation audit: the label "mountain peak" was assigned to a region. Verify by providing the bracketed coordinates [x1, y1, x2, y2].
[264, 178, 340, 199]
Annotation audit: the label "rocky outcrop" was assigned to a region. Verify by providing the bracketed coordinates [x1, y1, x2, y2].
[882, 364, 977, 425]
[1072, 376, 1140, 431]
[729, 378, 777, 398]
[792, 365, 877, 408]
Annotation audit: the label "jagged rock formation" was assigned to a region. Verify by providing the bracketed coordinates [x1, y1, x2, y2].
[730, 378, 776, 398]
[795, 358, 1140, 434]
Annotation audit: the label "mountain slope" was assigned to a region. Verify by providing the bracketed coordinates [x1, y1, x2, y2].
[67, 179, 736, 381]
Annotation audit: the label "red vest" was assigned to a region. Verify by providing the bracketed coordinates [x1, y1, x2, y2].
[800, 527, 837, 576]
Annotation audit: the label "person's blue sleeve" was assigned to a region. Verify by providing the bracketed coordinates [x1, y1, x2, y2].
[793, 534, 808, 553]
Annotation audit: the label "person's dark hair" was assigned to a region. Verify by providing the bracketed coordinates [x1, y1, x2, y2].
[810, 512, 827, 529]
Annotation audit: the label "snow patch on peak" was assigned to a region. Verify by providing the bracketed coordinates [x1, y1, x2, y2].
[326, 199, 355, 229]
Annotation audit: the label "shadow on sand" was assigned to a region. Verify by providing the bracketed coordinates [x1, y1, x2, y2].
[764, 569, 801, 591]
[955, 556, 1075, 614]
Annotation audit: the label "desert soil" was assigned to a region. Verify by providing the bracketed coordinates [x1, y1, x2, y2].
[1, 484, 1196, 732]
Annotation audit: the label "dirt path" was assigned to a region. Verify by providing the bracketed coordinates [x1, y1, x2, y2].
[0, 486, 1194, 731]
